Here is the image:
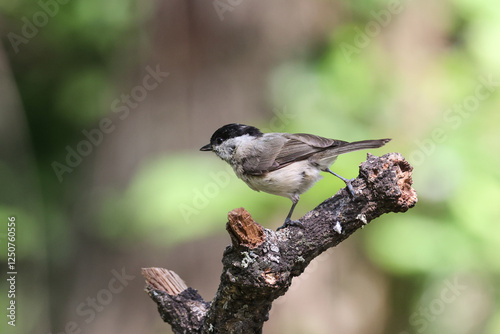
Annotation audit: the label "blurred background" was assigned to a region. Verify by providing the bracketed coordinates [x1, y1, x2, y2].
[1, 0, 500, 333]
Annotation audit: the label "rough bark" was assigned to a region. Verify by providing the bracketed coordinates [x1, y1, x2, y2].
[142, 152, 417, 333]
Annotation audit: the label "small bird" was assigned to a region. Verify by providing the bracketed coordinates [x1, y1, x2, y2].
[200, 123, 390, 229]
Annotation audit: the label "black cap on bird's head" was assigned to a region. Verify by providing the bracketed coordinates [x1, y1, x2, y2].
[200, 123, 263, 151]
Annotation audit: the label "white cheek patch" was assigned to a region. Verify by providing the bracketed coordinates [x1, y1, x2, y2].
[215, 135, 255, 162]
[233, 134, 255, 144]
[214, 146, 232, 161]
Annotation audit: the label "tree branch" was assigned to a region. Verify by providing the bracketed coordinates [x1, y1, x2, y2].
[142, 152, 417, 333]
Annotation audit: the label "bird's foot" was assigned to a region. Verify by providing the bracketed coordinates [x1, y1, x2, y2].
[344, 178, 356, 198]
[277, 218, 304, 231]
[325, 168, 356, 198]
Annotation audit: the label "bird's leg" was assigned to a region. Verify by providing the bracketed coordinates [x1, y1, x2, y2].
[325, 168, 356, 197]
[277, 194, 303, 230]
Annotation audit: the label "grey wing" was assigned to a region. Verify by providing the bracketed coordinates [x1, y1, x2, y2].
[242, 133, 347, 175]
[240, 134, 287, 175]
[272, 133, 347, 168]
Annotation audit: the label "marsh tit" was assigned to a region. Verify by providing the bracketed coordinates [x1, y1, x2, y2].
[200, 123, 390, 229]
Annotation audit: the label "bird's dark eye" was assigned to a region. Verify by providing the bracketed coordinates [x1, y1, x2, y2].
[216, 137, 224, 145]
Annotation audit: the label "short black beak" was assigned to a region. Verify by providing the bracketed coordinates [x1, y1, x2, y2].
[200, 144, 212, 151]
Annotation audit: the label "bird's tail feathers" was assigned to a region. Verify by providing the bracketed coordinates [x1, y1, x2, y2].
[329, 138, 391, 155]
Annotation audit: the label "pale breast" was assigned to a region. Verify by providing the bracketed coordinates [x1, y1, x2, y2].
[242, 160, 323, 200]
